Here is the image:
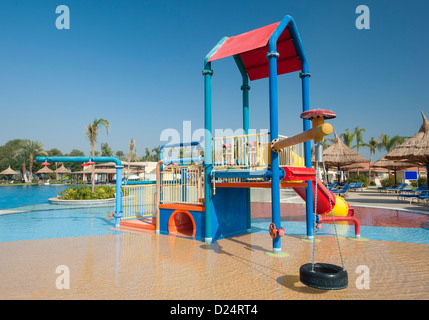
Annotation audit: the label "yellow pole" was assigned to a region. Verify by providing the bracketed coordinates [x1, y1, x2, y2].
[271, 123, 333, 152]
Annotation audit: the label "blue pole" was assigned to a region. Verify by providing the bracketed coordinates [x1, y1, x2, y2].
[238, 61, 252, 233]
[300, 71, 314, 239]
[203, 61, 213, 244]
[267, 48, 282, 254]
[114, 165, 123, 228]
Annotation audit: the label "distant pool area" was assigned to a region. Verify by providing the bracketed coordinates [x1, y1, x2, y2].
[0, 185, 120, 242]
[0, 184, 68, 210]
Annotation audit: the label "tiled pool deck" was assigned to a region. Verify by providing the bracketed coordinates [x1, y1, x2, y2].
[0, 189, 428, 300]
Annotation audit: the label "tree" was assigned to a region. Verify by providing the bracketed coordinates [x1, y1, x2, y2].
[100, 142, 113, 157]
[340, 128, 356, 147]
[18, 140, 47, 183]
[140, 146, 161, 162]
[377, 133, 408, 153]
[65, 149, 86, 172]
[151, 146, 161, 162]
[363, 137, 379, 182]
[86, 118, 110, 192]
[0, 139, 26, 172]
[127, 139, 135, 179]
[115, 150, 125, 160]
[351, 126, 366, 154]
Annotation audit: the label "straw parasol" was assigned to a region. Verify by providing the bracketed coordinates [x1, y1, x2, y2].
[54, 164, 71, 174]
[0, 165, 19, 183]
[373, 151, 415, 184]
[36, 166, 53, 174]
[384, 110, 429, 183]
[322, 131, 368, 168]
[0, 165, 19, 176]
[313, 130, 368, 183]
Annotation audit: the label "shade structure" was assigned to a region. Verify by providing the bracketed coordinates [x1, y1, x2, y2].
[207, 21, 302, 80]
[36, 166, 53, 174]
[372, 154, 415, 171]
[342, 162, 366, 171]
[384, 110, 429, 182]
[373, 152, 415, 184]
[54, 164, 71, 174]
[0, 165, 19, 176]
[322, 131, 368, 169]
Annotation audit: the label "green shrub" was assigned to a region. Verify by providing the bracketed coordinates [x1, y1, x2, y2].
[58, 185, 126, 200]
[380, 176, 398, 188]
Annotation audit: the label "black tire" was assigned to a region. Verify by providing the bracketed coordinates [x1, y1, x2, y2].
[300, 263, 348, 290]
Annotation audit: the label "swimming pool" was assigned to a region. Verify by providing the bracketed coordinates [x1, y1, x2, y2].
[0, 184, 68, 210]
[1, 185, 428, 244]
[0, 185, 120, 242]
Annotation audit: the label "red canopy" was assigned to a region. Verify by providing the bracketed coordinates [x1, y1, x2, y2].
[207, 22, 302, 81]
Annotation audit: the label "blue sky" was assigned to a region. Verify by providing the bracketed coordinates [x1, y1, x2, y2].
[0, 0, 428, 162]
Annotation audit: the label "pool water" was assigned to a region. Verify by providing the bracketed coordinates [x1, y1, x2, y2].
[1, 185, 428, 245]
[0, 185, 120, 242]
[0, 184, 68, 210]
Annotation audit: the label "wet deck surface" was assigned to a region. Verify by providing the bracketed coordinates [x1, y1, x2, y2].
[1, 189, 428, 300]
[1, 224, 428, 300]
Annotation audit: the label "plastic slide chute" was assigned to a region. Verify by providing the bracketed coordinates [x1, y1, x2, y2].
[292, 179, 351, 217]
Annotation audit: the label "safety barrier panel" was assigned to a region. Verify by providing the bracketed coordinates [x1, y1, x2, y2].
[160, 165, 204, 205]
[122, 184, 157, 220]
[212, 133, 304, 169]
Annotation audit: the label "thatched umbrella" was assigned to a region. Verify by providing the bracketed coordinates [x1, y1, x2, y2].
[321, 130, 368, 183]
[54, 164, 71, 180]
[36, 166, 53, 174]
[54, 164, 71, 174]
[373, 152, 415, 184]
[384, 110, 429, 183]
[0, 165, 19, 182]
[36, 166, 53, 183]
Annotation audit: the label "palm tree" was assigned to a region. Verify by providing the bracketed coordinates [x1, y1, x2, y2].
[19, 140, 47, 183]
[340, 128, 356, 147]
[362, 137, 379, 182]
[86, 118, 110, 192]
[351, 126, 366, 154]
[377, 133, 408, 153]
[127, 138, 135, 180]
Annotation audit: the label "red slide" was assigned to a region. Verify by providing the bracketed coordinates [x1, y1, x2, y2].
[292, 178, 337, 215]
[282, 166, 351, 216]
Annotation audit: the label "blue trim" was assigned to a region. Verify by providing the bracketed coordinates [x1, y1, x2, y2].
[36, 156, 122, 166]
[163, 156, 203, 166]
[204, 36, 229, 64]
[159, 141, 202, 152]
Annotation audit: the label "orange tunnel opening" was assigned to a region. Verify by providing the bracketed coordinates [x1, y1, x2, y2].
[168, 210, 196, 237]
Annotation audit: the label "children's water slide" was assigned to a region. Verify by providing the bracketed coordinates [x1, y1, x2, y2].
[292, 178, 352, 217]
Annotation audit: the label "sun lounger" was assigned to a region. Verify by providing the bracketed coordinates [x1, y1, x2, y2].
[350, 182, 363, 191]
[327, 183, 338, 190]
[378, 183, 400, 193]
[398, 189, 429, 203]
[385, 183, 408, 193]
[418, 192, 429, 205]
[331, 184, 352, 197]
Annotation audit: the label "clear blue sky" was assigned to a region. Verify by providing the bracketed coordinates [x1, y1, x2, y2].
[0, 0, 428, 162]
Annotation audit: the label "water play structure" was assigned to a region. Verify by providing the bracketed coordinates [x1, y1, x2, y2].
[37, 14, 359, 290]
